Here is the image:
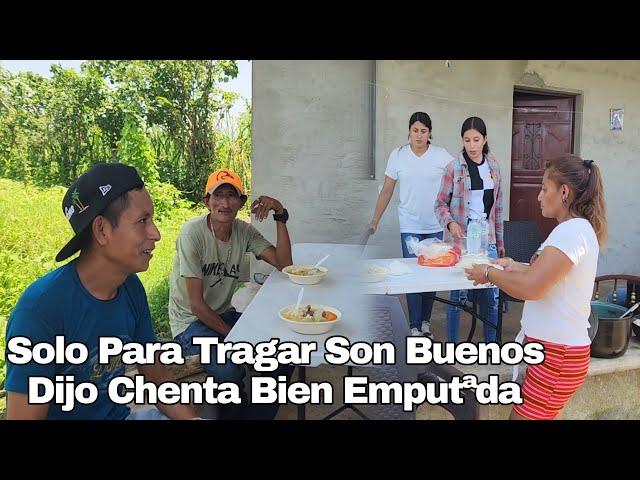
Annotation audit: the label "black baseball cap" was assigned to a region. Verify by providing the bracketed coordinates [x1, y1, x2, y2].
[56, 162, 144, 262]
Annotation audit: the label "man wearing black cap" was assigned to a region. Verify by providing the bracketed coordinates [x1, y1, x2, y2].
[4, 163, 200, 420]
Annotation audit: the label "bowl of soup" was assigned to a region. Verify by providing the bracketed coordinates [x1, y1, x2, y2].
[282, 265, 328, 285]
[279, 304, 342, 334]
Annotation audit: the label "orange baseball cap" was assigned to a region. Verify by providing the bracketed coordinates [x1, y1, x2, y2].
[205, 168, 245, 197]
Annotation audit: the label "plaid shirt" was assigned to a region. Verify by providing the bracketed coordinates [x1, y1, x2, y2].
[435, 153, 504, 249]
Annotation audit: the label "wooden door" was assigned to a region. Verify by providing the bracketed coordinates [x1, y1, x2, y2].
[510, 93, 575, 238]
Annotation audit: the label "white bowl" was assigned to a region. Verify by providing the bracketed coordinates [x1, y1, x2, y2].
[278, 304, 342, 335]
[282, 265, 328, 285]
[360, 266, 390, 283]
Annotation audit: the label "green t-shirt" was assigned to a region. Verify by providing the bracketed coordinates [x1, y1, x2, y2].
[168, 215, 272, 338]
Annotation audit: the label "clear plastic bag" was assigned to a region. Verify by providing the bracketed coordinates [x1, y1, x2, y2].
[404, 236, 462, 267]
[404, 236, 459, 258]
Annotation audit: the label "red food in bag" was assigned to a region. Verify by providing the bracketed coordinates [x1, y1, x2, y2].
[418, 249, 460, 267]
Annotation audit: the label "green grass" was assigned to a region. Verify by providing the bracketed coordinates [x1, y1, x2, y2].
[0, 178, 250, 392]
[137, 205, 203, 340]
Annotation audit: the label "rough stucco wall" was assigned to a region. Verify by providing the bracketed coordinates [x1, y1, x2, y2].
[251, 61, 379, 273]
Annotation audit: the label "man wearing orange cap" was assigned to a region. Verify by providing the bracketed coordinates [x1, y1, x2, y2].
[168, 168, 293, 419]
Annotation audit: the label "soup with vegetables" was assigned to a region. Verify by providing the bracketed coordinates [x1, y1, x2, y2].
[287, 266, 324, 276]
[281, 305, 338, 323]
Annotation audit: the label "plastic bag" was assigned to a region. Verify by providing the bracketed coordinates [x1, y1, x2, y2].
[404, 236, 462, 267]
[405, 237, 446, 258]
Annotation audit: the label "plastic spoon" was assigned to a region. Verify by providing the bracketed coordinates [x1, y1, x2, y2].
[294, 287, 305, 311]
[618, 302, 640, 319]
[314, 254, 330, 268]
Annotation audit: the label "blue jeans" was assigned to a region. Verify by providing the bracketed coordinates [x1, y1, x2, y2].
[401, 231, 444, 330]
[175, 310, 294, 420]
[174, 311, 246, 384]
[446, 243, 499, 343]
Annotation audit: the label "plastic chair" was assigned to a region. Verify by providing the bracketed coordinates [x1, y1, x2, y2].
[593, 275, 640, 307]
[369, 295, 480, 420]
[496, 220, 543, 342]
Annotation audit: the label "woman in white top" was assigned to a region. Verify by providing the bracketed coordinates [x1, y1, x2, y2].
[465, 155, 607, 420]
[367, 112, 454, 337]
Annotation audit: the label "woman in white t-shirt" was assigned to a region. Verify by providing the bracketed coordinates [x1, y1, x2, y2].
[367, 112, 454, 337]
[464, 155, 607, 420]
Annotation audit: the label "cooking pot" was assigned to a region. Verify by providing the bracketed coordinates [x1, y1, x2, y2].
[590, 301, 632, 358]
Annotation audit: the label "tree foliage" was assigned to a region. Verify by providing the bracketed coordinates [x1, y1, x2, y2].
[0, 60, 251, 203]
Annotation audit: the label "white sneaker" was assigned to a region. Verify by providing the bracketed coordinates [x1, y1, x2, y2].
[410, 327, 423, 336]
[421, 321, 434, 339]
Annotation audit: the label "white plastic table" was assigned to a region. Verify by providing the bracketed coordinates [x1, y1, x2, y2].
[226, 245, 500, 419]
[361, 258, 490, 295]
[361, 258, 501, 342]
[226, 243, 373, 419]
[226, 243, 371, 365]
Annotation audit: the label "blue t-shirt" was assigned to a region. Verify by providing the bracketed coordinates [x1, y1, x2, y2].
[5, 260, 156, 420]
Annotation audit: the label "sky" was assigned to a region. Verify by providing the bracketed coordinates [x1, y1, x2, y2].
[0, 59, 252, 117]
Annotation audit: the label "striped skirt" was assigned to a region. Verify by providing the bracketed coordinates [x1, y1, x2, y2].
[513, 335, 590, 420]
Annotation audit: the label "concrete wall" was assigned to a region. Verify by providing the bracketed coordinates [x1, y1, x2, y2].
[253, 60, 640, 275]
[372, 60, 526, 257]
[251, 61, 379, 271]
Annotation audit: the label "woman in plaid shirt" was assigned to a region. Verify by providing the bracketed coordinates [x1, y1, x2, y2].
[435, 116, 505, 343]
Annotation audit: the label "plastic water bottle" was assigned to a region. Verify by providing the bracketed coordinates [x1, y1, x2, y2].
[480, 213, 489, 256]
[467, 218, 482, 255]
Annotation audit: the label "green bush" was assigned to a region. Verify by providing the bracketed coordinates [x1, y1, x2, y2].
[137, 203, 202, 340]
[146, 181, 192, 223]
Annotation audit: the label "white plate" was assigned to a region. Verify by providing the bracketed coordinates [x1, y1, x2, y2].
[360, 266, 390, 283]
[387, 260, 411, 276]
